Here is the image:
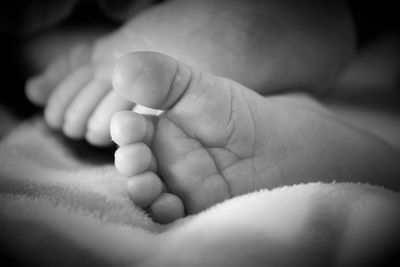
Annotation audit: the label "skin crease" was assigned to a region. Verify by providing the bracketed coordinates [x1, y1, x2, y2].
[4, 39, 400, 263]
[3, 1, 397, 261]
[110, 51, 400, 223]
[106, 0, 355, 92]
[21, 0, 400, 225]
[0, 0, 395, 265]
[22, 0, 357, 223]
[25, 0, 355, 146]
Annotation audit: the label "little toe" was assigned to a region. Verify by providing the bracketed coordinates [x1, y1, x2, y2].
[114, 142, 154, 176]
[45, 64, 93, 129]
[86, 91, 134, 146]
[26, 55, 70, 106]
[62, 79, 111, 139]
[149, 193, 185, 224]
[127, 172, 163, 208]
[110, 111, 155, 146]
[25, 75, 54, 106]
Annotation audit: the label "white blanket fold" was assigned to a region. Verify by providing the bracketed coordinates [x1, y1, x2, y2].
[1, 119, 399, 267]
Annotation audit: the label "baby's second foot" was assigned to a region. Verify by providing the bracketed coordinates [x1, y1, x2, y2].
[111, 52, 397, 224]
[25, 0, 270, 147]
[26, 0, 354, 147]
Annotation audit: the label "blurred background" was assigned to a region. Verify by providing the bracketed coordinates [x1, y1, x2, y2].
[0, 0, 399, 119]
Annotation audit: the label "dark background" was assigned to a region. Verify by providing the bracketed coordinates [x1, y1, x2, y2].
[0, 0, 121, 118]
[0, 0, 399, 119]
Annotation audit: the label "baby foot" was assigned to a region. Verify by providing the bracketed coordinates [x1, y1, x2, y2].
[25, 0, 241, 147]
[25, 38, 134, 146]
[111, 51, 400, 224]
[111, 51, 289, 223]
[26, 0, 354, 147]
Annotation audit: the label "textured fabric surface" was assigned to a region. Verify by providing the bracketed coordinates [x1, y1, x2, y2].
[0, 119, 399, 267]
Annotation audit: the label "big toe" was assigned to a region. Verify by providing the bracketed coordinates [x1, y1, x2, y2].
[113, 52, 242, 217]
[112, 51, 194, 110]
[112, 51, 236, 137]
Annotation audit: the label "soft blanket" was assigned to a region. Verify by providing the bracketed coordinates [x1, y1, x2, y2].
[0, 118, 399, 267]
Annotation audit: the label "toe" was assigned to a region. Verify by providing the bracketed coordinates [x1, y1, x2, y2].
[62, 79, 111, 139]
[150, 193, 185, 224]
[25, 75, 53, 106]
[113, 52, 238, 217]
[44, 64, 93, 129]
[26, 55, 69, 106]
[127, 172, 163, 208]
[112, 51, 234, 138]
[114, 142, 154, 176]
[112, 51, 194, 110]
[26, 43, 92, 106]
[86, 91, 134, 146]
[110, 111, 155, 146]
